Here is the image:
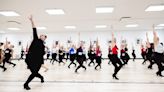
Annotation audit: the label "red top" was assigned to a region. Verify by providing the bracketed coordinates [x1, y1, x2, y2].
[121, 49, 125, 53]
[96, 48, 101, 56]
[141, 48, 146, 54]
[112, 45, 118, 55]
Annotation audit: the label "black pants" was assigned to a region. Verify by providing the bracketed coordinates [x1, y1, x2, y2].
[68, 54, 76, 68]
[147, 53, 155, 69]
[0, 64, 6, 70]
[95, 56, 101, 70]
[59, 55, 65, 64]
[141, 53, 147, 64]
[19, 54, 24, 60]
[47, 54, 50, 60]
[75, 57, 86, 72]
[66, 53, 69, 60]
[88, 56, 95, 66]
[50, 53, 57, 64]
[153, 52, 164, 75]
[111, 54, 123, 76]
[3, 56, 15, 67]
[108, 54, 112, 64]
[24, 64, 43, 85]
[132, 53, 136, 61]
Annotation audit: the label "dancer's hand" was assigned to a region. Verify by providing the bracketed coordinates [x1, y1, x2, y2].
[28, 15, 33, 21]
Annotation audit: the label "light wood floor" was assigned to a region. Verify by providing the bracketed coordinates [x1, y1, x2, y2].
[0, 59, 164, 92]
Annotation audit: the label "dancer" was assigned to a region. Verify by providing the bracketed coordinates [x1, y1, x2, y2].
[24, 15, 46, 90]
[75, 43, 86, 73]
[68, 44, 76, 68]
[3, 43, 16, 68]
[132, 46, 136, 61]
[18, 47, 25, 60]
[153, 29, 164, 77]
[110, 32, 123, 80]
[141, 44, 147, 64]
[88, 45, 96, 66]
[50, 43, 58, 64]
[0, 42, 7, 71]
[145, 32, 155, 69]
[58, 46, 65, 65]
[108, 45, 112, 65]
[46, 47, 50, 60]
[95, 38, 102, 70]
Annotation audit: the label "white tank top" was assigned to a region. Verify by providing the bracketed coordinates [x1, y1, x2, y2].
[155, 44, 164, 53]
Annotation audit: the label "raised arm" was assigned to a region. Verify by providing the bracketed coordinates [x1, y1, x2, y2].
[153, 25, 158, 47]
[29, 15, 38, 40]
[4, 37, 9, 49]
[111, 32, 116, 48]
[96, 37, 99, 48]
[146, 32, 150, 48]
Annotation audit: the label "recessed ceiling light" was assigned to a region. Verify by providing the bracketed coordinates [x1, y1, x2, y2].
[45, 9, 65, 15]
[64, 26, 76, 29]
[157, 24, 164, 27]
[37, 27, 47, 30]
[0, 11, 20, 16]
[0, 31, 5, 34]
[96, 7, 114, 13]
[95, 25, 107, 28]
[126, 24, 139, 27]
[145, 5, 164, 11]
[8, 28, 20, 30]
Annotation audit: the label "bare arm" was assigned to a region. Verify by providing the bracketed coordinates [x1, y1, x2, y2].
[4, 38, 8, 49]
[146, 32, 150, 48]
[153, 25, 158, 47]
[111, 32, 116, 48]
[28, 15, 38, 40]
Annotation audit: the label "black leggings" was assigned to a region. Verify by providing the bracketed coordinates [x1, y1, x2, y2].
[3, 56, 15, 67]
[153, 53, 164, 75]
[110, 54, 123, 76]
[68, 54, 76, 68]
[75, 57, 86, 72]
[24, 65, 43, 85]
[88, 56, 95, 66]
[95, 56, 101, 69]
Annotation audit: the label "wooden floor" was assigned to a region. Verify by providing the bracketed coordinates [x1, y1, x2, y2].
[0, 59, 164, 92]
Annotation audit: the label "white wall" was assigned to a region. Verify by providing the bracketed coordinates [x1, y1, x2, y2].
[0, 30, 164, 58]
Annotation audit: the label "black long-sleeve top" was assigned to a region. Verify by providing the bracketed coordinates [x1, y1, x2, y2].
[28, 28, 45, 63]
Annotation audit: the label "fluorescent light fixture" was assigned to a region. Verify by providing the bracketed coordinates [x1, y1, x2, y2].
[155, 26, 164, 29]
[45, 9, 65, 15]
[96, 7, 114, 13]
[8, 28, 20, 30]
[95, 25, 107, 28]
[0, 11, 20, 16]
[126, 24, 138, 27]
[64, 26, 76, 29]
[157, 24, 164, 27]
[0, 31, 5, 34]
[145, 5, 164, 11]
[37, 27, 47, 30]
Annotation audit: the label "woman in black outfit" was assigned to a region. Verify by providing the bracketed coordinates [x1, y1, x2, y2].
[58, 46, 65, 65]
[110, 33, 123, 80]
[108, 45, 112, 65]
[132, 46, 136, 61]
[145, 33, 155, 69]
[24, 15, 47, 90]
[88, 45, 96, 66]
[75, 45, 86, 73]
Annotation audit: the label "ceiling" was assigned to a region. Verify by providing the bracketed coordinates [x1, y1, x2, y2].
[0, 0, 164, 33]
